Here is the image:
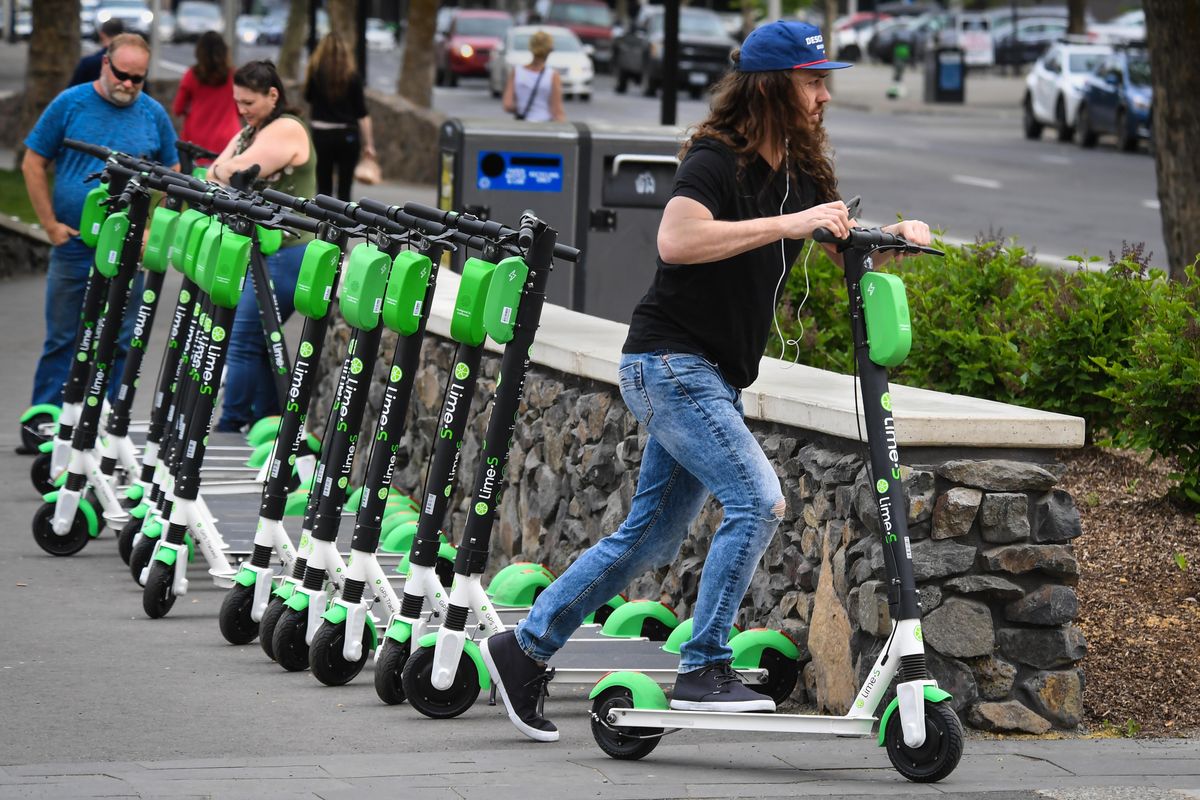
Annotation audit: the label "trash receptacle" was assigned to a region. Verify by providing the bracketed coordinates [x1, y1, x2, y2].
[924, 46, 965, 103]
[438, 118, 684, 323]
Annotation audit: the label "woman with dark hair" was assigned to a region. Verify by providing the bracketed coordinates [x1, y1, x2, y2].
[304, 33, 376, 200]
[208, 60, 316, 432]
[170, 31, 240, 158]
[481, 22, 932, 743]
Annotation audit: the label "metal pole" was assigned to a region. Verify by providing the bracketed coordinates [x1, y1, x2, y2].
[356, 0, 367, 83]
[660, 0, 678, 126]
[149, 0, 162, 80]
[225, 0, 238, 66]
[307, 0, 318, 54]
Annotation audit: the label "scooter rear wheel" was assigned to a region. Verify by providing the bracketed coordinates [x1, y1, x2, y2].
[219, 583, 260, 645]
[310, 619, 372, 686]
[30, 452, 55, 494]
[400, 645, 480, 719]
[271, 606, 310, 671]
[374, 638, 410, 705]
[142, 561, 177, 619]
[117, 517, 141, 565]
[259, 596, 287, 660]
[884, 700, 964, 783]
[759, 646, 801, 705]
[31, 503, 90, 557]
[20, 412, 54, 453]
[590, 687, 663, 760]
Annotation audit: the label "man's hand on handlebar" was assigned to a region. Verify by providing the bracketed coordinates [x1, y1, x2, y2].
[783, 200, 851, 242]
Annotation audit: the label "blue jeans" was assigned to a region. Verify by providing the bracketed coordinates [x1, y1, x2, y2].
[216, 244, 305, 431]
[516, 352, 785, 672]
[33, 239, 141, 406]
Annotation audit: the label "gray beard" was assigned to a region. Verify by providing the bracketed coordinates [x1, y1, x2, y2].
[108, 87, 137, 106]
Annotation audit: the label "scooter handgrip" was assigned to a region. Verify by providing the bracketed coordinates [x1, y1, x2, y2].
[176, 140, 219, 160]
[401, 201, 449, 224]
[261, 187, 304, 210]
[312, 193, 354, 217]
[278, 212, 320, 234]
[164, 184, 211, 206]
[64, 139, 111, 159]
[553, 242, 580, 262]
[812, 227, 840, 245]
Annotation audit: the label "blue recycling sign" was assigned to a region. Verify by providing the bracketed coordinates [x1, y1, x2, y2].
[476, 151, 563, 192]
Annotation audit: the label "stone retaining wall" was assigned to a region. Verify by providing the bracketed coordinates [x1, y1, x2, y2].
[311, 325, 1086, 734]
[0, 215, 50, 278]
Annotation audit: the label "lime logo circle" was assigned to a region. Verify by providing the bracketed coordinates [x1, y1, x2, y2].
[390, 366, 402, 383]
[211, 326, 226, 343]
[270, 331, 282, 343]
[288, 454, 296, 465]
[86, 396, 98, 407]
[350, 358, 363, 375]
[881, 392, 892, 412]
[300, 341, 314, 358]
[143, 289, 156, 304]
[876, 478, 889, 493]
[474, 502, 488, 516]
[338, 476, 348, 489]
[913, 624, 923, 642]
[443, 485, 452, 498]
[76, 352, 87, 362]
[856, 699, 865, 708]
[180, 290, 191, 303]
[378, 487, 388, 500]
[454, 362, 470, 380]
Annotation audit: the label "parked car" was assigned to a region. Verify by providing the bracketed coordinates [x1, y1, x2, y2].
[365, 17, 396, 50]
[95, 0, 153, 36]
[612, 6, 735, 98]
[1023, 41, 1111, 141]
[156, 8, 175, 42]
[1075, 45, 1153, 152]
[488, 24, 593, 100]
[1090, 9, 1144, 45]
[81, 0, 100, 39]
[257, 8, 286, 44]
[236, 13, 261, 45]
[993, 17, 1068, 67]
[543, 0, 614, 72]
[174, 0, 222, 41]
[833, 12, 889, 62]
[436, 9, 514, 87]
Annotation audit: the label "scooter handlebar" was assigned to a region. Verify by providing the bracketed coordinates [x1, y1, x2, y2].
[402, 201, 580, 262]
[63, 138, 110, 159]
[813, 226, 944, 258]
[176, 140, 219, 161]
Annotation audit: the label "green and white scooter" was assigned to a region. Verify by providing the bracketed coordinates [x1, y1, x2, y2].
[586, 225, 963, 784]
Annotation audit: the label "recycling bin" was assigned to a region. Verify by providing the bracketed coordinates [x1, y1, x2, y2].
[924, 46, 965, 103]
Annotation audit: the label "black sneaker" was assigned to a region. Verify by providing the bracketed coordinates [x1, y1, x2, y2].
[670, 662, 777, 713]
[481, 630, 559, 742]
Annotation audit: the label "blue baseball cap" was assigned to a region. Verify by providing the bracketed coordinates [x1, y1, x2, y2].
[738, 21, 853, 73]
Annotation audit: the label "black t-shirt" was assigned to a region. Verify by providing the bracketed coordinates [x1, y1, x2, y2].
[304, 72, 369, 126]
[623, 137, 817, 389]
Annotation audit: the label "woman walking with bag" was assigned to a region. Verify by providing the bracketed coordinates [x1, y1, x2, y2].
[171, 31, 240, 160]
[502, 30, 566, 122]
[304, 33, 377, 200]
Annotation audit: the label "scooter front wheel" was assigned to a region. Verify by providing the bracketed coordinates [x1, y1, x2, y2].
[117, 517, 140, 565]
[259, 596, 287, 661]
[374, 638, 410, 705]
[129, 532, 155, 583]
[590, 687, 663, 760]
[30, 452, 55, 494]
[31, 503, 90, 557]
[218, 583, 259, 645]
[310, 619, 372, 686]
[142, 561, 177, 618]
[271, 606, 310, 671]
[884, 700, 964, 783]
[400, 645, 480, 719]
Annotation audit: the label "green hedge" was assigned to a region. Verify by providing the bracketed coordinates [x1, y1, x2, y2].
[772, 238, 1199, 504]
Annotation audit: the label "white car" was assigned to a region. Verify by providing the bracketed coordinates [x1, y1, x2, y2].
[366, 18, 396, 50]
[1024, 41, 1112, 141]
[1090, 9, 1144, 45]
[488, 25, 594, 101]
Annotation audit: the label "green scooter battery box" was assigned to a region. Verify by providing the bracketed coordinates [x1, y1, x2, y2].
[450, 257, 497, 347]
[194, 221, 224, 295]
[382, 250, 433, 336]
[294, 239, 341, 320]
[257, 225, 282, 256]
[93, 211, 130, 278]
[210, 229, 252, 309]
[143, 206, 180, 274]
[483, 256, 529, 344]
[340, 242, 392, 331]
[170, 209, 206, 273]
[79, 184, 109, 249]
[183, 216, 213, 282]
[861, 271, 912, 368]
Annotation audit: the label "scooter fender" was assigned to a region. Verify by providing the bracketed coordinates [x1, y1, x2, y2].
[283, 588, 311, 612]
[383, 617, 413, 645]
[130, 501, 150, 520]
[588, 671, 670, 710]
[323, 601, 378, 662]
[20, 403, 61, 426]
[877, 684, 951, 748]
[151, 540, 190, 597]
[271, 579, 298, 602]
[37, 439, 53, 454]
[42, 490, 99, 539]
[417, 632, 490, 691]
[123, 483, 145, 504]
[234, 564, 276, 623]
[729, 628, 801, 669]
[599, 600, 680, 639]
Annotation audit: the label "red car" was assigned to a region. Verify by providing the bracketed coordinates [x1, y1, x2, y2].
[544, 0, 614, 72]
[436, 9, 514, 86]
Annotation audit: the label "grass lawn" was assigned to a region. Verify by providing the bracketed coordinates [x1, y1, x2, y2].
[0, 168, 38, 225]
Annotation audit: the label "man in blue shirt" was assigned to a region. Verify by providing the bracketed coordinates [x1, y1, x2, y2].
[22, 32, 179, 419]
[69, 19, 125, 87]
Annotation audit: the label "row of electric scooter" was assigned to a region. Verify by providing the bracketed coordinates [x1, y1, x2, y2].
[18, 138, 965, 783]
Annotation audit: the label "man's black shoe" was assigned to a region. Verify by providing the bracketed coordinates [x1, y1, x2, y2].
[481, 630, 559, 742]
[669, 662, 777, 712]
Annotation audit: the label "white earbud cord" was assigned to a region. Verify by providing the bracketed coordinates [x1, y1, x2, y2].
[772, 144, 812, 369]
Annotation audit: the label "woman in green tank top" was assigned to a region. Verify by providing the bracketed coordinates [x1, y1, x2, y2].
[209, 60, 315, 432]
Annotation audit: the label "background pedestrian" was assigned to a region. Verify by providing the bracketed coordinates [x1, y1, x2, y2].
[171, 31, 241, 160]
[304, 33, 376, 201]
[69, 18, 125, 87]
[502, 29, 566, 122]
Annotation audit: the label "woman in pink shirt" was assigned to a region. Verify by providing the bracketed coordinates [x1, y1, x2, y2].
[171, 31, 241, 160]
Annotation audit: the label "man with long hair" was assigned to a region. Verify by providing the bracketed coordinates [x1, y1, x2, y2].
[481, 21, 932, 743]
[22, 33, 178, 440]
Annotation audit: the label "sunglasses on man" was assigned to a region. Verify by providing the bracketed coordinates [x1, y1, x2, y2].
[106, 58, 146, 85]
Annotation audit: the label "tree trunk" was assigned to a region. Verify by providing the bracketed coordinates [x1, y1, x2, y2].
[1067, 0, 1086, 36]
[397, 0, 437, 108]
[19, 0, 80, 155]
[277, 0, 310, 81]
[327, 0, 357, 47]
[824, 0, 837, 58]
[1144, 0, 1200, 281]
